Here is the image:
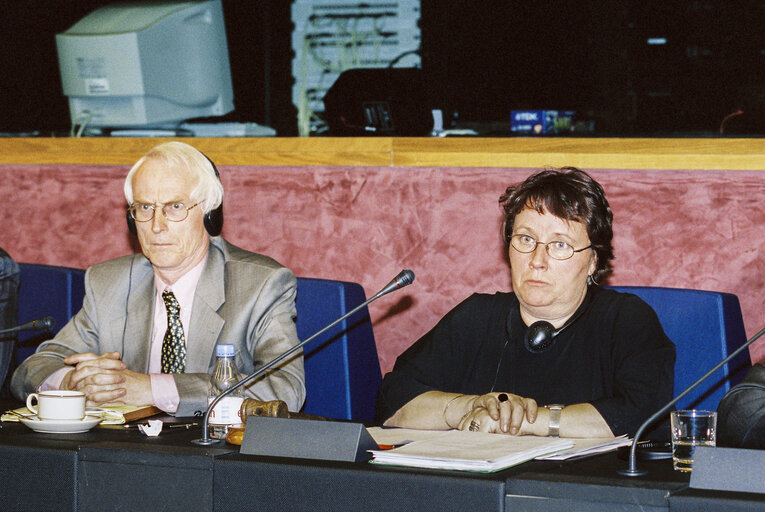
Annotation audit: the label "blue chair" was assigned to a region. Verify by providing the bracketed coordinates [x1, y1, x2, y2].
[295, 277, 381, 422]
[607, 286, 750, 411]
[16, 263, 86, 364]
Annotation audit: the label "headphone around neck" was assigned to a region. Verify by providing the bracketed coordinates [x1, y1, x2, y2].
[511, 290, 593, 353]
[490, 292, 592, 392]
[126, 154, 223, 237]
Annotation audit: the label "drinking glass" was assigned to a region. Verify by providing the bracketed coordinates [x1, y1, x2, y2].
[670, 410, 717, 472]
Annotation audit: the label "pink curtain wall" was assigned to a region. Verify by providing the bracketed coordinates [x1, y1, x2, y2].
[1, 163, 763, 371]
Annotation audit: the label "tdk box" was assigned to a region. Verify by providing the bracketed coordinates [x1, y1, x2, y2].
[511, 110, 575, 134]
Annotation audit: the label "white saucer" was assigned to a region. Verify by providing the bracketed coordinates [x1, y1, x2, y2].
[19, 414, 101, 434]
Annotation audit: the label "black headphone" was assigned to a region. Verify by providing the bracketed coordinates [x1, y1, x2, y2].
[510, 291, 592, 353]
[501, 217, 512, 245]
[126, 154, 223, 237]
[521, 309, 584, 353]
[490, 293, 590, 391]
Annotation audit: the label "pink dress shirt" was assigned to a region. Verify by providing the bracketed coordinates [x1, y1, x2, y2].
[148, 256, 206, 412]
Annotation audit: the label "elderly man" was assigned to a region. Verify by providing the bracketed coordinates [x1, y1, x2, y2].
[11, 142, 305, 416]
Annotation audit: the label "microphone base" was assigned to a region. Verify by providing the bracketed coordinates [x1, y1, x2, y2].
[617, 467, 648, 477]
[191, 437, 223, 446]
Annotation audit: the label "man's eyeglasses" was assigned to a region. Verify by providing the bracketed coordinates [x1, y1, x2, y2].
[510, 234, 592, 261]
[128, 202, 199, 223]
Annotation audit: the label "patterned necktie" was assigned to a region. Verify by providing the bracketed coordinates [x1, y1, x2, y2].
[161, 290, 186, 373]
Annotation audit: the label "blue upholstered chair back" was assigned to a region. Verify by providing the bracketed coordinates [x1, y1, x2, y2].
[16, 263, 85, 364]
[15, 265, 382, 422]
[607, 286, 749, 411]
[295, 277, 381, 422]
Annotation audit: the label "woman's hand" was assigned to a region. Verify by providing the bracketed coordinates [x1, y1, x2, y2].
[458, 392, 539, 434]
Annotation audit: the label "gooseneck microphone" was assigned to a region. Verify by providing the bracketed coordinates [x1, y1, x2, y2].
[619, 324, 765, 477]
[0, 316, 56, 337]
[370, 269, 414, 299]
[192, 269, 416, 445]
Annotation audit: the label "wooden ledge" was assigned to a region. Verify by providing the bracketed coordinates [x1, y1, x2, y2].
[1, 137, 764, 170]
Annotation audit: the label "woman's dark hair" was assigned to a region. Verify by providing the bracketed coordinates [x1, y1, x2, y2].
[499, 167, 614, 283]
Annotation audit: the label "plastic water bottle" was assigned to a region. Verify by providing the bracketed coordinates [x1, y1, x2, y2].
[208, 344, 245, 439]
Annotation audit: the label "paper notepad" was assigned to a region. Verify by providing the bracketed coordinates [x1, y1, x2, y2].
[368, 429, 573, 472]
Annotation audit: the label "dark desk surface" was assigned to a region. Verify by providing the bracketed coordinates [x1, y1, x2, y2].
[0, 416, 234, 512]
[1, 419, 517, 512]
[506, 451, 689, 512]
[216, 450, 519, 512]
[1, 414, 762, 512]
[670, 488, 765, 512]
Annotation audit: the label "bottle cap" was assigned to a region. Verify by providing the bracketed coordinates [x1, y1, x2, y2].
[216, 344, 235, 357]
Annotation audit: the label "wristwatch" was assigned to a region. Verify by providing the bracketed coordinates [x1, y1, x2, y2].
[546, 404, 564, 437]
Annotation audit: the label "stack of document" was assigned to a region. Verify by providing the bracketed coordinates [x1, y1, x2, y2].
[368, 429, 574, 472]
[368, 428, 633, 472]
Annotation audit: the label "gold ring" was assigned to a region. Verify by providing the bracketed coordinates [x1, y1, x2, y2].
[469, 420, 480, 432]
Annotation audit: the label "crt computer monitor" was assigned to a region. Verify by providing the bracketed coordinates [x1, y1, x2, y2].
[56, 0, 234, 128]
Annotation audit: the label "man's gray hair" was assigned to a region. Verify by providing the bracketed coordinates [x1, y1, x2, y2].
[124, 141, 223, 213]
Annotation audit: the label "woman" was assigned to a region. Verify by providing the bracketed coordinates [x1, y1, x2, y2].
[376, 167, 675, 438]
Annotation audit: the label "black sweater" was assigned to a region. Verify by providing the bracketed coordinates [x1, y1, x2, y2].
[376, 287, 676, 437]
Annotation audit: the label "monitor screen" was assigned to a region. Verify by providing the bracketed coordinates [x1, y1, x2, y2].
[56, 0, 234, 129]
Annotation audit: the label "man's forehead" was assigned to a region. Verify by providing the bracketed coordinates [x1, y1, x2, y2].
[132, 158, 197, 197]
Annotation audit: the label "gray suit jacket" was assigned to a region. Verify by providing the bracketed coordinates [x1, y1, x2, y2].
[11, 237, 306, 416]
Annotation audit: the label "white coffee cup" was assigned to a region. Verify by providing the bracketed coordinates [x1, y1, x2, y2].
[26, 390, 86, 421]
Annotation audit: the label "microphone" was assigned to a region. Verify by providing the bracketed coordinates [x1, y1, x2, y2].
[370, 269, 415, 300]
[619, 324, 765, 476]
[0, 316, 56, 337]
[192, 269, 416, 445]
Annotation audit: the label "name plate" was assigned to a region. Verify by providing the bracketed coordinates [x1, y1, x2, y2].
[239, 416, 378, 463]
[690, 446, 765, 494]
